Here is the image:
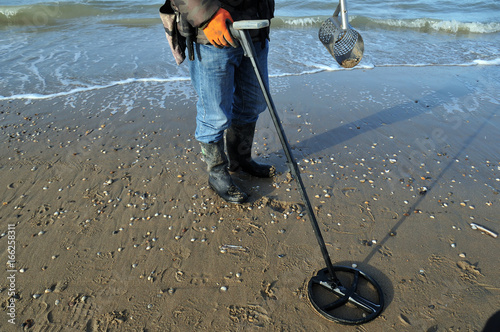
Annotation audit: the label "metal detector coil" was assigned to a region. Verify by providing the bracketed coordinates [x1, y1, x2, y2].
[308, 267, 384, 324]
[319, 0, 364, 68]
[230, 20, 384, 325]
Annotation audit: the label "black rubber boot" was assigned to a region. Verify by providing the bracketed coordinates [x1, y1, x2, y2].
[200, 140, 248, 204]
[226, 122, 276, 178]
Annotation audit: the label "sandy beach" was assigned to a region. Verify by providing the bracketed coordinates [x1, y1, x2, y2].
[1, 65, 499, 331]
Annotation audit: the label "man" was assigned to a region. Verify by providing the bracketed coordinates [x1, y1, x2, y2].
[163, 0, 276, 203]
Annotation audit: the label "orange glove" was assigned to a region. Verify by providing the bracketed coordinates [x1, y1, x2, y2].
[203, 8, 236, 48]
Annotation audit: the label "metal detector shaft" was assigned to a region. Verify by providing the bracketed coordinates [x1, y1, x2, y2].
[230, 22, 339, 283]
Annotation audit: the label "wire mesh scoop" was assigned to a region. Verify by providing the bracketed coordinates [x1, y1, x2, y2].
[319, 0, 364, 68]
[230, 20, 384, 325]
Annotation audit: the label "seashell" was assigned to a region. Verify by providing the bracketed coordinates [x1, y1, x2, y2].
[470, 223, 498, 238]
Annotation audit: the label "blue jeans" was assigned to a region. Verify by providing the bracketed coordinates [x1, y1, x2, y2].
[188, 40, 269, 144]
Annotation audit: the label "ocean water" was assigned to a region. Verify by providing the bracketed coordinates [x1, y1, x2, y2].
[0, 0, 499, 100]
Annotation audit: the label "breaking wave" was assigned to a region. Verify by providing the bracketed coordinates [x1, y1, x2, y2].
[273, 16, 500, 34]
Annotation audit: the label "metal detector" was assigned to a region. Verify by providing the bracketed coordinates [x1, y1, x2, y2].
[229, 20, 384, 325]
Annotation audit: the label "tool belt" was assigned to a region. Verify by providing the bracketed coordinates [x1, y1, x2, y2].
[159, 0, 274, 65]
[159, 1, 188, 65]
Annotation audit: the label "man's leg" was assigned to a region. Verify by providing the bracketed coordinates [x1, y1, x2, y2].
[227, 40, 275, 177]
[188, 44, 248, 203]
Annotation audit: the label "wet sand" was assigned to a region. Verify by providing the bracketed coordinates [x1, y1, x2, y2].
[1, 65, 499, 331]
